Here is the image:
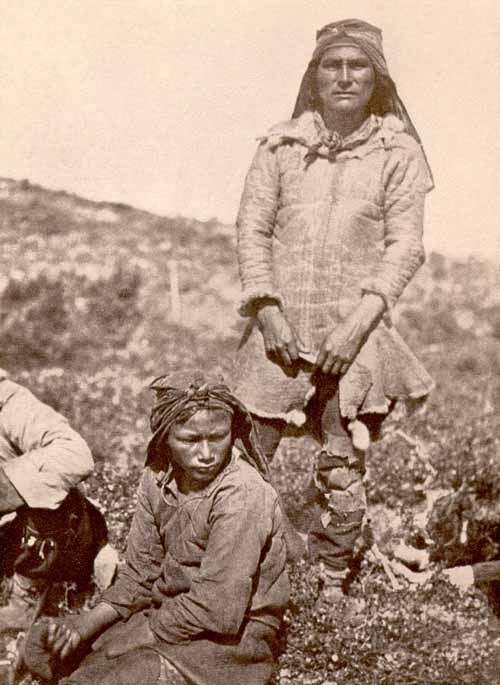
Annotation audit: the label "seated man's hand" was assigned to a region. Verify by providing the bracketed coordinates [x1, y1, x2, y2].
[24, 617, 79, 681]
[46, 615, 83, 659]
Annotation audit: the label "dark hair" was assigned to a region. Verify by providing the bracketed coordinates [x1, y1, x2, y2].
[368, 73, 395, 116]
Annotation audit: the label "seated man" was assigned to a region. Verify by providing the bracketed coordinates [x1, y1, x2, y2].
[0, 369, 102, 632]
[26, 371, 290, 685]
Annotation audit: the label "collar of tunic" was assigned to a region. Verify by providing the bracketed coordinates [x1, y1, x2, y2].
[260, 111, 406, 161]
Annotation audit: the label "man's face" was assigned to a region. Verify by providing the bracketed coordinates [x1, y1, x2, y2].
[167, 409, 232, 491]
[316, 45, 375, 118]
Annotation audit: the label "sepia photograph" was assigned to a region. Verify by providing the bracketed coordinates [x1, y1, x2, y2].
[0, 1, 498, 682]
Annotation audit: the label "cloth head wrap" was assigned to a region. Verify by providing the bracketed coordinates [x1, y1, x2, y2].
[146, 370, 271, 481]
[292, 18, 423, 145]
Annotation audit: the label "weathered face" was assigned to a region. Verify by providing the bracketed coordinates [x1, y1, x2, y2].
[167, 408, 232, 490]
[316, 45, 375, 118]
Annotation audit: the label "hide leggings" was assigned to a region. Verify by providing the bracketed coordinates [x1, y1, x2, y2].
[252, 374, 366, 582]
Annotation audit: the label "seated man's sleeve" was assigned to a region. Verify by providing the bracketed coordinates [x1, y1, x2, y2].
[1, 383, 93, 509]
[149, 479, 275, 644]
[101, 469, 163, 617]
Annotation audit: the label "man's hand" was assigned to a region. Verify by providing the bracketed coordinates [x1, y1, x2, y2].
[92, 612, 156, 658]
[316, 320, 366, 375]
[256, 303, 299, 367]
[316, 294, 385, 375]
[46, 603, 120, 660]
[46, 616, 82, 659]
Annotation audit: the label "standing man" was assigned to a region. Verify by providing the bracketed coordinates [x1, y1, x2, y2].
[232, 19, 434, 612]
[0, 369, 100, 632]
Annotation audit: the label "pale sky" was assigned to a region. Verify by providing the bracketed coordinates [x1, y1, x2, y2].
[0, 0, 499, 258]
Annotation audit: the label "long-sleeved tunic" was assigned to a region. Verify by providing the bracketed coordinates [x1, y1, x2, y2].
[232, 112, 434, 422]
[102, 451, 289, 684]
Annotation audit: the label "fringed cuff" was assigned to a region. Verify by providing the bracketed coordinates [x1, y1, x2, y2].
[238, 289, 285, 317]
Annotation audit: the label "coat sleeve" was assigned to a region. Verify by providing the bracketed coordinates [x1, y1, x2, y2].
[236, 142, 283, 316]
[101, 469, 164, 617]
[360, 138, 433, 310]
[148, 480, 275, 644]
[1, 383, 93, 509]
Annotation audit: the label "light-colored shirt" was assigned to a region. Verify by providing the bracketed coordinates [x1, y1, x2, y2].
[232, 112, 434, 422]
[0, 378, 93, 509]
